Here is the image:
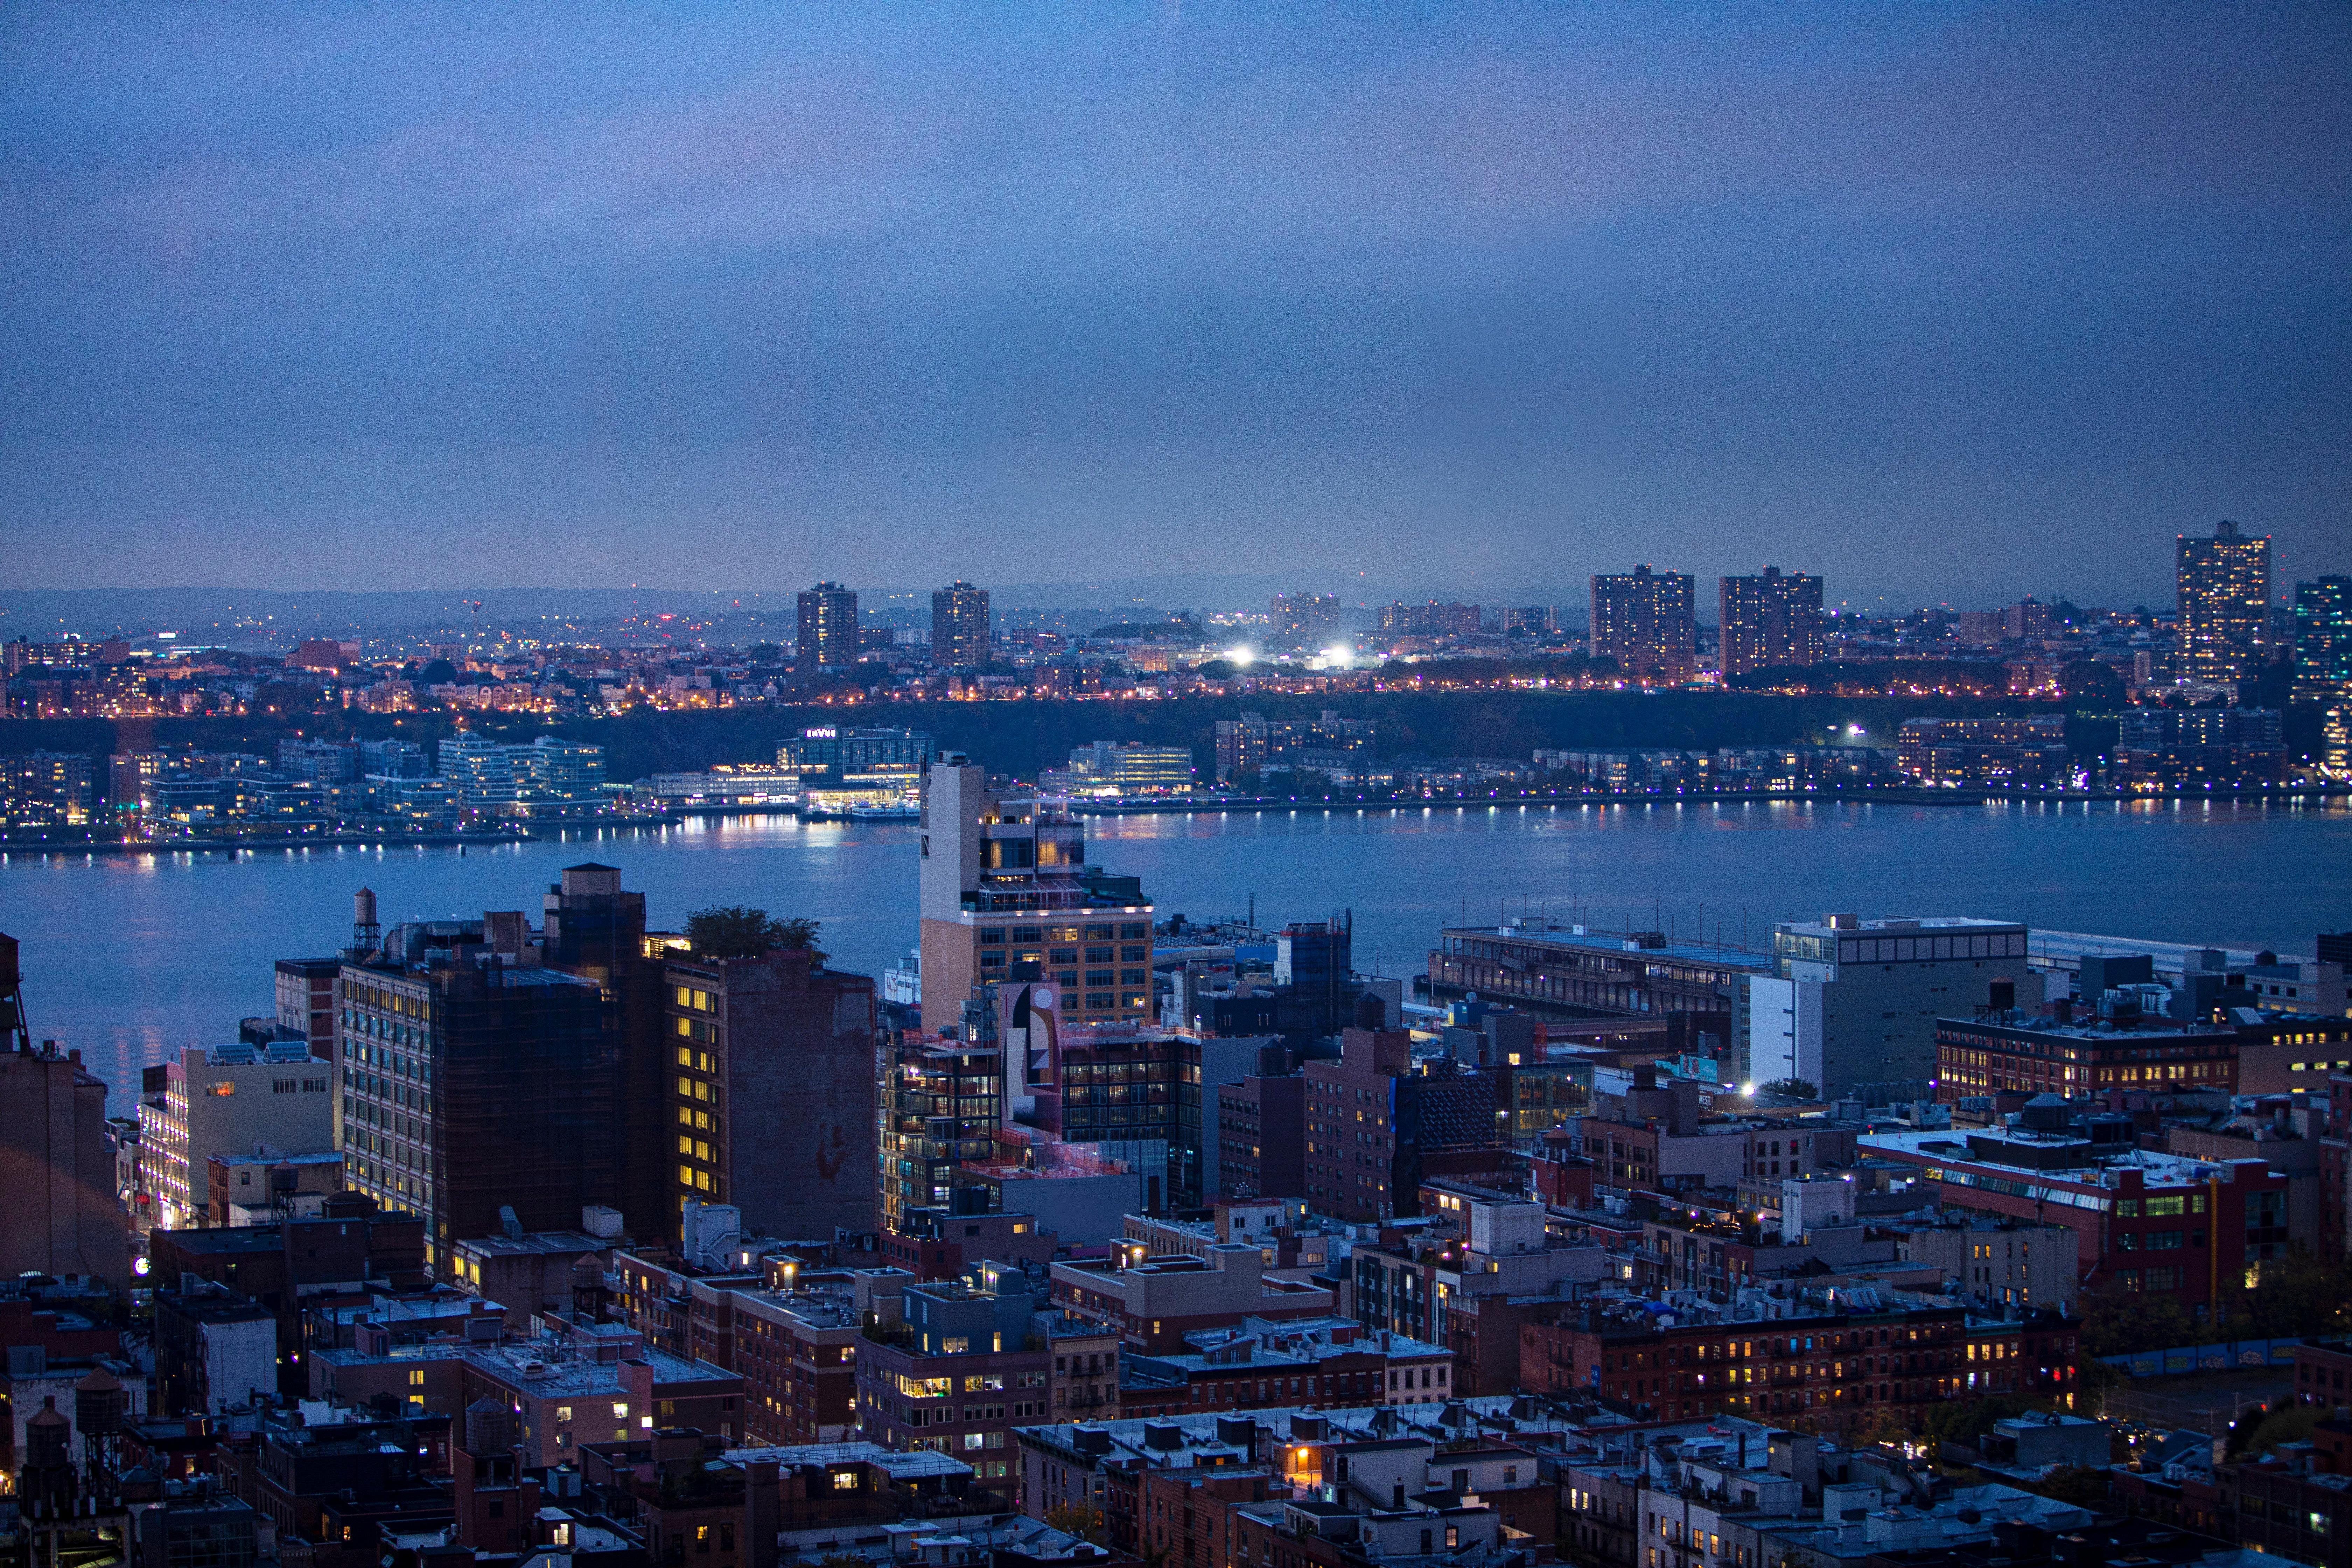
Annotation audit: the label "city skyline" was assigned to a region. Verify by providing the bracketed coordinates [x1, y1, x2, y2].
[3, 4, 2346, 603]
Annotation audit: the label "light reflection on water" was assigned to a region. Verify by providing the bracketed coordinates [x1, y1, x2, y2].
[2, 796, 2345, 1108]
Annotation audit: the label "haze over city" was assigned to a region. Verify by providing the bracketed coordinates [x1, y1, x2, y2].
[3, 2, 2347, 603]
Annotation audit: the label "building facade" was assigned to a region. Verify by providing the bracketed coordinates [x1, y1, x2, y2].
[797, 582, 861, 671]
[1718, 567, 1825, 678]
[1749, 914, 2034, 1096]
[917, 761, 1154, 1032]
[1270, 594, 1343, 648]
[138, 1042, 337, 1231]
[931, 582, 992, 669]
[663, 947, 879, 1239]
[2177, 519, 2273, 683]
[0, 949, 131, 1283]
[1590, 566, 1697, 683]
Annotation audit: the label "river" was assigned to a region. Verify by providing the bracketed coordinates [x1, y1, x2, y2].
[4, 796, 2346, 1110]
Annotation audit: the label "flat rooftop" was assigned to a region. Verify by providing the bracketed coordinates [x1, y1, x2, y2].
[1861, 1127, 2268, 1189]
[1440, 926, 1773, 971]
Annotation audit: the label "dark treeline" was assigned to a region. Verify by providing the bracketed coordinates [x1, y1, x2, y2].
[0, 690, 2057, 785]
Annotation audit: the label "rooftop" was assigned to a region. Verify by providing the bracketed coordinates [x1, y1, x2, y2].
[724, 1439, 972, 1482]
[1440, 925, 1774, 972]
[1862, 1126, 2269, 1188]
[311, 1334, 736, 1395]
[1779, 916, 2024, 938]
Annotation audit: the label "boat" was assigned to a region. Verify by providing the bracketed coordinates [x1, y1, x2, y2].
[844, 802, 921, 821]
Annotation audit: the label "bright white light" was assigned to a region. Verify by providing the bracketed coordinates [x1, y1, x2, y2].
[1740, 1082, 1756, 1096]
[1227, 648, 1256, 666]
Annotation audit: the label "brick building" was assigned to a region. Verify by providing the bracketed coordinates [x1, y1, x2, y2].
[662, 946, 879, 1238]
[1302, 1026, 1497, 1223]
[1864, 1124, 2292, 1321]
[852, 1268, 1056, 1488]
[1519, 1291, 1969, 1433]
[1218, 1075, 1306, 1201]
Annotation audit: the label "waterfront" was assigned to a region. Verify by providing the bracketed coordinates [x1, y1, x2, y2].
[4, 796, 2346, 1108]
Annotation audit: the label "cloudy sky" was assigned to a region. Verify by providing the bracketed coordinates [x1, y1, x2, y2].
[2, 2, 2345, 606]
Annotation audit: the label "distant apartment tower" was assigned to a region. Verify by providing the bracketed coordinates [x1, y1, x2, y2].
[797, 582, 861, 670]
[0, 752, 96, 828]
[932, 581, 992, 668]
[1718, 567, 1825, 677]
[1270, 592, 1342, 647]
[2178, 520, 2273, 682]
[918, 761, 1154, 1033]
[1377, 601, 1481, 638]
[2301, 577, 2352, 775]
[2296, 577, 2352, 694]
[662, 947, 878, 1236]
[1590, 566, 1697, 682]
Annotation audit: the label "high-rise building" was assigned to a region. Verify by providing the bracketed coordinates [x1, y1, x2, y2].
[661, 947, 878, 1237]
[1718, 566, 1825, 677]
[878, 1036, 1003, 1230]
[1376, 601, 1481, 638]
[2296, 577, 2352, 697]
[1590, 566, 1697, 682]
[1270, 592, 1342, 647]
[797, 582, 861, 671]
[932, 581, 992, 669]
[2177, 519, 2273, 683]
[918, 761, 1154, 1032]
[336, 865, 687, 1273]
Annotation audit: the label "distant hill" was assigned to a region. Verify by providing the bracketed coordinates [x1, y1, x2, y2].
[0, 577, 1594, 638]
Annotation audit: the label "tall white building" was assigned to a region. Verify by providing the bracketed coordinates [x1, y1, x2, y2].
[1741, 915, 2035, 1096]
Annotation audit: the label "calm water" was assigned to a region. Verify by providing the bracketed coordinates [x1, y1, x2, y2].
[3, 798, 2347, 1111]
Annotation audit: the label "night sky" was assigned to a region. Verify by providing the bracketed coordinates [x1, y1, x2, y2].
[2, 3, 2345, 606]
